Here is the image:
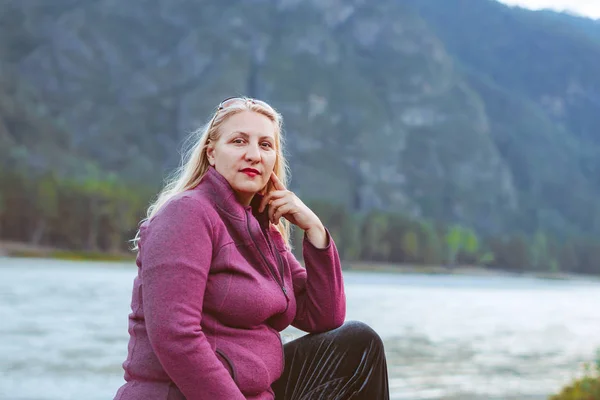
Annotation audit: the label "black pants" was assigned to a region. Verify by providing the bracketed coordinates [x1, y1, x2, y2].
[272, 321, 390, 400]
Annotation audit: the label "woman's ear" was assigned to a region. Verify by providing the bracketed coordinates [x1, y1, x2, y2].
[206, 142, 215, 166]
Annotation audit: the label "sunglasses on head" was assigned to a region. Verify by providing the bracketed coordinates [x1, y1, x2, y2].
[217, 96, 271, 111]
[207, 96, 273, 129]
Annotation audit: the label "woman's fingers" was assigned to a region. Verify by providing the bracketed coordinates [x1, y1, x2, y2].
[270, 172, 286, 191]
[259, 190, 287, 213]
[268, 198, 288, 223]
[258, 174, 302, 225]
[273, 203, 293, 224]
[269, 197, 287, 209]
[268, 199, 276, 223]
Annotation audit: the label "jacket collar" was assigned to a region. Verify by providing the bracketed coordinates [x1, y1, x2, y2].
[200, 166, 271, 229]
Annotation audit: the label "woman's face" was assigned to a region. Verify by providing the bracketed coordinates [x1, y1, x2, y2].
[207, 110, 277, 206]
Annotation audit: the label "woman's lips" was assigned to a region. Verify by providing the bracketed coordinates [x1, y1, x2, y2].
[241, 168, 260, 177]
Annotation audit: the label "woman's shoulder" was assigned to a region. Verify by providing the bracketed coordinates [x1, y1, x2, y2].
[144, 189, 217, 229]
[171, 187, 215, 209]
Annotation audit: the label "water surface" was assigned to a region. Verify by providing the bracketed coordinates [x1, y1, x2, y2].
[1, 257, 599, 399]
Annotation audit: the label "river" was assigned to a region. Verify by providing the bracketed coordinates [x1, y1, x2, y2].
[1, 257, 599, 399]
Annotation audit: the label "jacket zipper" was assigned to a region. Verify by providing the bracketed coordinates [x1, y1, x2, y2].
[215, 348, 238, 383]
[246, 213, 289, 303]
[268, 233, 289, 313]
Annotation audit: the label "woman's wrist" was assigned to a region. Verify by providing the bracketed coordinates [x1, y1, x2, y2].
[304, 223, 328, 249]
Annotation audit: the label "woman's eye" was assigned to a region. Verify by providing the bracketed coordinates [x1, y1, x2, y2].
[261, 142, 273, 148]
[233, 138, 245, 144]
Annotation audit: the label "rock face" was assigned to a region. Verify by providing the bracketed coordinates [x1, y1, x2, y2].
[2, 0, 599, 235]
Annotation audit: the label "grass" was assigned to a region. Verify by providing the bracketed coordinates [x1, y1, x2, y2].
[550, 351, 600, 400]
[0, 240, 135, 262]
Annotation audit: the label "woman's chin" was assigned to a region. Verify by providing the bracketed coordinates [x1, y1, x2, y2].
[232, 183, 263, 200]
[236, 179, 267, 192]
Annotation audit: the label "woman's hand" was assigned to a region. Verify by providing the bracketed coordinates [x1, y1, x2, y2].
[259, 173, 328, 248]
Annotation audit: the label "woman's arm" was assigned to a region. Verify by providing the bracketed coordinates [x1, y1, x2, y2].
[287, 228, 346, 333]
[259, 172, 346, 333]
[140, 195, 245, 400]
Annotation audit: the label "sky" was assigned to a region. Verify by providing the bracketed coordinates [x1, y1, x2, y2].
[497, 0, 600, 19]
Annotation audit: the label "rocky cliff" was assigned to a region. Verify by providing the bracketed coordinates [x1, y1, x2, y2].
[2, 0, 599, 235]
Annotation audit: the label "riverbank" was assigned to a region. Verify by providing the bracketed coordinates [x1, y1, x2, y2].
[0, 240, 135, 262]
[341, 261, 600, 282]
[2, 240, 599, 282]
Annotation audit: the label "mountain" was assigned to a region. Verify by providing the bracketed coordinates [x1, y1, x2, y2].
[1, 0, 599, 237]
[0, 64, 81, 176]
[403, 0, 600, 235]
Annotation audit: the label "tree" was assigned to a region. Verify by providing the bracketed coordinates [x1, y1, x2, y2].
[30, 172, 59, 245]
[387, 214, 414, 262]
[530, 230, 549, 271]
[108, 183, 152, 253]
[445, 225, 463, 265]
[502, 235, 530, 271]
[460, 228, 480, 264]
[558, 242, 578, 273]
[400, 230, 420, 263]
[81, 164, 118, 251]
[419, 220, 443, 265]
[0, 190, 4, 237]
[361, 211, 391, 261]
[303, 200, 360, 261]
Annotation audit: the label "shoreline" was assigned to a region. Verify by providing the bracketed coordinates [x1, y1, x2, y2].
[2, 240, 599, 282]
[342, 261, 600, 282]
[0, 240, 136, 262]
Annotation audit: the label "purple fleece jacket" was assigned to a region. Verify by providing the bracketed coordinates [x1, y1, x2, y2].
[114, 167, 346, 400]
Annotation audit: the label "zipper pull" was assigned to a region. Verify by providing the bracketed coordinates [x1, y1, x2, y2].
[282, 286, 288, 295]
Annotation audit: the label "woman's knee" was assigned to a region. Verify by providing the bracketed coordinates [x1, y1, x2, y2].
[334, 320, 384, 350]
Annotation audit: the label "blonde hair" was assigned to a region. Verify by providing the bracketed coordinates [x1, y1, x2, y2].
[131, 97, 291, 250]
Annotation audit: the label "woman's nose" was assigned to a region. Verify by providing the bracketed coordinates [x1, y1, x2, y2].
[245, 142, 261, 161]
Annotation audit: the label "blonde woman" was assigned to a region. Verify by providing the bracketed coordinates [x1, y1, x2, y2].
[114, 97, 390, 399]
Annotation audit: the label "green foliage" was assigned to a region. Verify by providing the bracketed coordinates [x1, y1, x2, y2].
[446, 225, 463, 265]
[2, 0, 600, 240]
[478, 251, 495, 265]
[36, 173, 59, 218]
[444, 225, 480, 265]
[551, 376, 600, 400]
[361, 211, 392, 261]
[403, 0, 600, 237]
[419, 221, 444, 265]
[487, 235, 531, 272]
[400, 231, 420, 263]
[0, 167, 151, 254]
[2, 0, 600, 274]
[302, 200, 360, 261]
[50, 250, 134, 262]
[550, 350, 600, 400]
[463, 230, 479, 255]
[3, 162, 600, 275]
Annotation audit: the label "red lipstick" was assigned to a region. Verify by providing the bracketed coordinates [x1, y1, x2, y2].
[241, 168, 260, 177]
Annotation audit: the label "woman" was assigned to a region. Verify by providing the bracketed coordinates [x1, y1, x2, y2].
[114, 97, 390, 399]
